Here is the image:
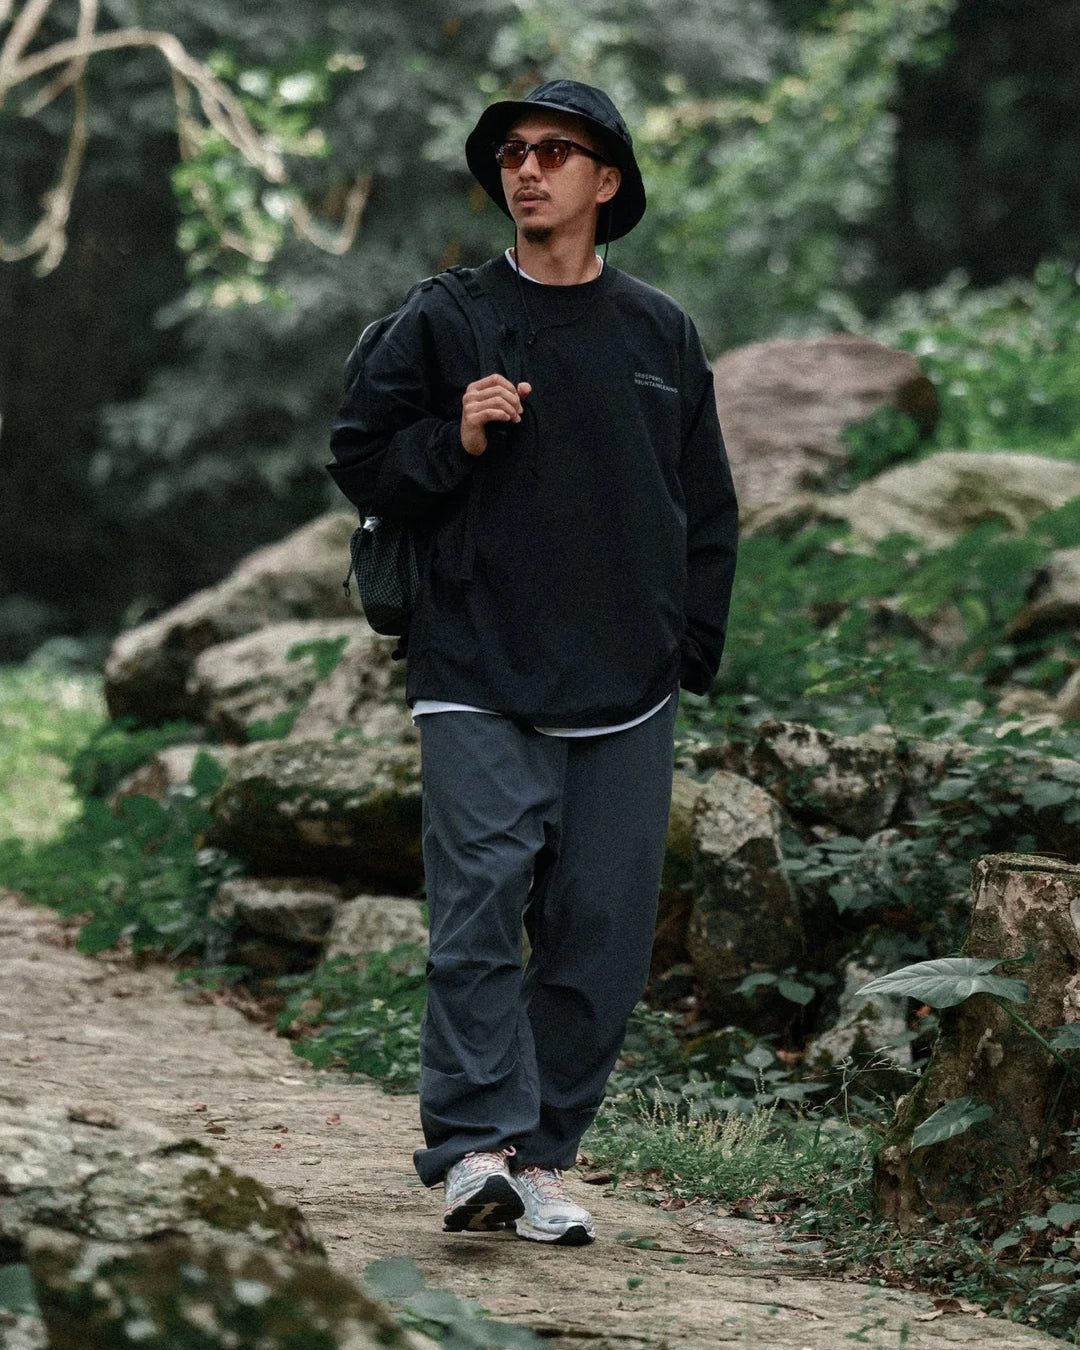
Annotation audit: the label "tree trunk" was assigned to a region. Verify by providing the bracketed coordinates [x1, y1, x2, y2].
[874, 853, 1080, 1233]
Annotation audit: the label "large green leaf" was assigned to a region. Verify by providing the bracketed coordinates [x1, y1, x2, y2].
[912, 1096, 994, 1150]
[1049, 1024, 1080, 1050]
[856, 957, 1028, 1008]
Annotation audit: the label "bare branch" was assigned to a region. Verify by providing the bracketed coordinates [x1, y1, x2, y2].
[19, 0, 97, 117]
[0, 2, 368, 274]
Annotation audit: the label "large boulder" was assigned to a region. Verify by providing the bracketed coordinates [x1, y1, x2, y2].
[186, 618, 410, 745]
[706, 720, 903, 838]
[686, 771, 804, 1030]
[712, 335, 938, 515]
[649, 771, 702, 989]
[208, 739, 423, 889]
[0, 1093, 426, 1350]
[1010, 546, 1080, 644]
[104, 512, 358, 726]
[209, 877, 344, 974]
[828, 451, 1080, 549]
[324, 894, 429, 960]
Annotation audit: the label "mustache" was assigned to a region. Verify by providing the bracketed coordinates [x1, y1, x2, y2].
[513, 187, 551, 202]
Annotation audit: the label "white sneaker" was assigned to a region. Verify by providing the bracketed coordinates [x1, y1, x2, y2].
[443, 1148, 523, 1232]
[512, 1165, 596, 1245]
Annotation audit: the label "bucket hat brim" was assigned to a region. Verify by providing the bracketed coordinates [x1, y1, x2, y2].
[465, 81, 646, 242]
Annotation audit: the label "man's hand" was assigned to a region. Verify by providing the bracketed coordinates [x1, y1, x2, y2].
[460, 375, 532, 456]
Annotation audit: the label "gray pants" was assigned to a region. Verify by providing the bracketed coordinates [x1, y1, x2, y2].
[413, 701, 677, 1186]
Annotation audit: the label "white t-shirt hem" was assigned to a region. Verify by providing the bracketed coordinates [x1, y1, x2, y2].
[412, 694, 672, 738]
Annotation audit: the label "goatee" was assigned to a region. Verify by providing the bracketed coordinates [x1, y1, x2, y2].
[522, 225, 554, 245]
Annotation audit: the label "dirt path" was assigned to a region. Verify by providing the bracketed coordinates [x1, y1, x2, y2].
[1, 893, 1069, 1350]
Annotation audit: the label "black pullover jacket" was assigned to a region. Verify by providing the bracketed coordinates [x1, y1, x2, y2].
[329, 255, 738, 728]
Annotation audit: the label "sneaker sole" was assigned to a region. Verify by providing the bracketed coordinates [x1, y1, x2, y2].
[515, 1219, 596, 1246]
[443, 1175, 524, 1233]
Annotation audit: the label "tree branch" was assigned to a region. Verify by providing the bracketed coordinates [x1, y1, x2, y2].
[0, 2, 368, 274]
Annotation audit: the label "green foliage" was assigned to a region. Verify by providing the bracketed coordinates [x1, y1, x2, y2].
[871, 260, 1080, 458]
[710, 518, 1047, 730]
[857, 956, 1029, 1009]
[910, 1095, 993, 1150]
[69, 716, 204, 799]
[276, 946, 427, 1090]
[835, 406, 922, 487]
[0, 752, 240, 961]
[362, 1257, 544, 1349]
[586, 1092, 866, 1214]
[0, 664, 104, 843]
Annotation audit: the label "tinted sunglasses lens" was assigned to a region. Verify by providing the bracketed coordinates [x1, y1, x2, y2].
[536, 142, 568, 168]
[496, 141, 528, 168]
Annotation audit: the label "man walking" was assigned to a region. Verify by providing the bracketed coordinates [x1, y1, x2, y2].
[329, 80, 738, 1246]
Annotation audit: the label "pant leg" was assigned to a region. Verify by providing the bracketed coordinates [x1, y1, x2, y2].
[413, 712, 565, 1186]
[517, 697, 677, 1169]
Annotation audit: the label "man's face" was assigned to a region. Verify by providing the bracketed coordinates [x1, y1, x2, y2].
[499, 112, 620, 244]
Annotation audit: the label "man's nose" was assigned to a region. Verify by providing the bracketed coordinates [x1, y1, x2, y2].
[517, 148, 542, 177]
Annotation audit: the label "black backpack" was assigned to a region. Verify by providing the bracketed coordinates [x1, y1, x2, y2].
[339, 267, 509, 641]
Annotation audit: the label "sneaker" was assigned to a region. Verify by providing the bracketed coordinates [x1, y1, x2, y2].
[512, 1165, 596, 1245]
[443, 1148, 524, 1232]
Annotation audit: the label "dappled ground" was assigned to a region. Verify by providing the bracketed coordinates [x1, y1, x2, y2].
[1, 892, 1069, 1350]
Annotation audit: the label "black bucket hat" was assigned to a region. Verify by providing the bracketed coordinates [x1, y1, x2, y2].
[465, 79, 646, 242]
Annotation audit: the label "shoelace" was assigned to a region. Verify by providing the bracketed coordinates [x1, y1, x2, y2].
[458, 1146, 516, 1178]
[516, 1165, 571, 1200]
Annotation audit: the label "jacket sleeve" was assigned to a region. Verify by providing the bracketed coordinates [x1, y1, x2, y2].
[327, 298, 477, 521]
[678, 332, 739, 695]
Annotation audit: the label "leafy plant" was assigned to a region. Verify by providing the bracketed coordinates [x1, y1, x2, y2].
[362, 1256, 544, 1349]
[0, 751, 241, 962]
[0, 664, 103, 843]
[858, 954, 1080, 1149]
[276, 946, 427, 1090]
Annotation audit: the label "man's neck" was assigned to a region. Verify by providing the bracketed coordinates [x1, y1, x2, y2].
[510, 235, 601, 286]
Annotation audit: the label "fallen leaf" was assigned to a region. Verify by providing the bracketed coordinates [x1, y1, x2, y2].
[582, 1171, 612, 1185]
[326, 1112, 341, 1125]
[192, 1102, 208, 1112]
[659, 1197, 688, 1211]
[273, 1142, 283, 1149]
[914, 1311, 943, 1323]
[205, 1123, 227, 1135]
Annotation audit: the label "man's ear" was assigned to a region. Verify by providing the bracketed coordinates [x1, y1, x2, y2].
[596, 165, 621, 206]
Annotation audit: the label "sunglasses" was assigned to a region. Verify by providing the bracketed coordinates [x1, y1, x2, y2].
[494, 138, 607, 171]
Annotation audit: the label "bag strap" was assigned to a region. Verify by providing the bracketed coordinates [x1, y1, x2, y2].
[434, 266, 519, 385]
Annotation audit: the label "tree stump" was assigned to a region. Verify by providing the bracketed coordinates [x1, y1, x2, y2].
[874, 853, 1080, 1233]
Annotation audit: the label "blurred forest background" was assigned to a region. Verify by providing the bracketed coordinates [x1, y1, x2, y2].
[1, 0, 1079, 665]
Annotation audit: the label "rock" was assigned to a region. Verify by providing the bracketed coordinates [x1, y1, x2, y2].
[830, 452, 1080, 549]
[712, 335, 938, 515]
[324, 895, 428, 959]
[103, 512, 358, 726]
[686, 771, 804, 1029]
[209, 877, 343, 974]
[805, 956, 912, 1072]
[0, 1094, 320, 1254]
[874, 854, 1080, 1233]
[27, 1227, 425, 1350]
[650, 772, 702, 986]
[111, 743, 237, 805]
[187, 618, 412, 745]
[0, 1095, 428, 1350]
[208, 739, 423, 889]
[1055, 665, 1080, 722]
[705, 720, 903, 838]
[1011, 546, 1080, 643]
